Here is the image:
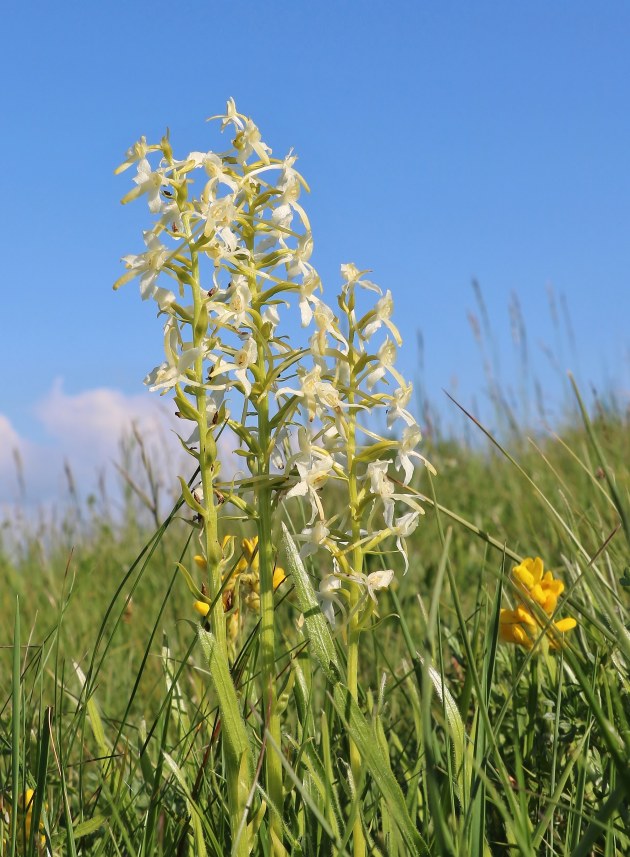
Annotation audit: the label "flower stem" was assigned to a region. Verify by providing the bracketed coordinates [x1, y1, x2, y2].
[255, 383, 284, 848]
[345, 301, 367, 857]
[347, 622, 366, 857]
[257, 475, 285, 853]
[187, 218, 252, 856]
[246, 190, 285, 854]
[188, 216, 226, 652]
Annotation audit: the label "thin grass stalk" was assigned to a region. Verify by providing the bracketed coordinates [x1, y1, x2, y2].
[10, 598, 20, 857]
[28, 705, 51, 857]
[427, 474, 534, 851]
[569, 372, 630, 547]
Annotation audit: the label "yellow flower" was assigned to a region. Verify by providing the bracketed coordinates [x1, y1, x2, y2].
[22, 789, 41, 843]
[237, 537, 260, 575]
[193, 599, 210, 617]
[513, 557, 566, 614]
[273, 564, 287, 591]
[1, 788, 47, 849]
[193, 536, 285, 618]
[500, 557, 577, 650]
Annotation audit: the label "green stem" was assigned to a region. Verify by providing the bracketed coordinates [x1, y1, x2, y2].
[246, 189, 285, 854]
[347, 623, 367, 857]
[256, 382, 284, 848]
[185, 212, 252, 856]
[345, 289, 367, 857]
[188, 220, 225, 652]
[257, 474, 285, 853]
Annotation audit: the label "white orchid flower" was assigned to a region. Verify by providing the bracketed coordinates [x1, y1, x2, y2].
[121, 231, 171, 301]
[213, 277, 252, 328]
[360, 290, 402, 345]
[208, 97, 244, 132]
[233, 337, 258, 397]
[317, 574, 343, 626]
[277, 153, 302, 204]
[365, 339, 405, 390]
[201, 193, 238, 239]
[144, 320, 204, 393]
[235, 118, 271, 164]
[179, 151, 238, 193]
[286, 233, 314, 280]
[312, 298, 347, 352]
[277, 364, 345, 421]
[262, 304, 281, 336]
[344, 569, 395, 603]
[395, 425, 437, 485]
[340, 262, 381, 294]
[298, 272, 321, 326]
[285, 455, 334, 521]
[145, 346, 204, 393]
[296, 520, 331, 558]
[391, 511, 420, 573]
[121, 158, 168, 213]
[367, 459, 424, 528]
[386, 383, 416, 429]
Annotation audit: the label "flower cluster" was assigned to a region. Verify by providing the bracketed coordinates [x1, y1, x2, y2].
[116, 99, 434, 632]
[193, 536, 286, 639]
[116, 99, 436, 849]
[499, 557, 577, 650]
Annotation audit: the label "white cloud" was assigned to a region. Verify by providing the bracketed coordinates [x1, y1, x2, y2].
[0, 380, 247, 539]
[37, 381, 150, 441]
[0, 380, 188, 508]
[36, 378, 178, 460]
[0, 413, 30, 493]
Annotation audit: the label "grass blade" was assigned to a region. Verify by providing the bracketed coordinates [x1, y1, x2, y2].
[331, 683, 429, 856]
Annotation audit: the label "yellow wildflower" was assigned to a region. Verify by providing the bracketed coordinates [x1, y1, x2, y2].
[237, 537, 260, 575]
[273, 564, 287, 591]
[500, 557, 577, 650]
[193, 536, 285, 619]
[1, 788, 46, 850]
[22, 789, 44, 845]
[513, 556, 566, 614]
[193, 599, 210, 617]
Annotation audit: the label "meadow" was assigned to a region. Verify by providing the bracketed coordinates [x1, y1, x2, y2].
[1, 103, 629, 856]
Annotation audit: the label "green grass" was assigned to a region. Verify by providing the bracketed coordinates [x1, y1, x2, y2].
[1, 389, 629, 856]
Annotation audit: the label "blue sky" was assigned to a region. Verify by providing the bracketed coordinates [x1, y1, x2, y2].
[2, 2, 629, 501]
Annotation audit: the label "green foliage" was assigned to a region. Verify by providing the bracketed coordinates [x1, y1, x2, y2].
[1, 394, 628, 855]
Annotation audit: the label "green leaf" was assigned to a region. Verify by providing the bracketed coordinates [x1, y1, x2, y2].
[176, 562, 206, 601]
[354, 440, 397, 463]
[197, 627, 253, 776]
[331, 684, 428, 855]
[162, 633, 190, 740]
[418, 655, 467, 802]
[174, 387, 201, 422]
[72, 817, 107, 839]
[281, 524, 340, 682]
[73, 662, 109, 763]
[178, 476, 207, 518]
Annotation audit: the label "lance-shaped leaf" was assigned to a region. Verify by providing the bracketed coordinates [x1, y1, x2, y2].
[281, 523, 340, 682]
[197, 627, 253, 780]
[331, 684, 428, 856]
